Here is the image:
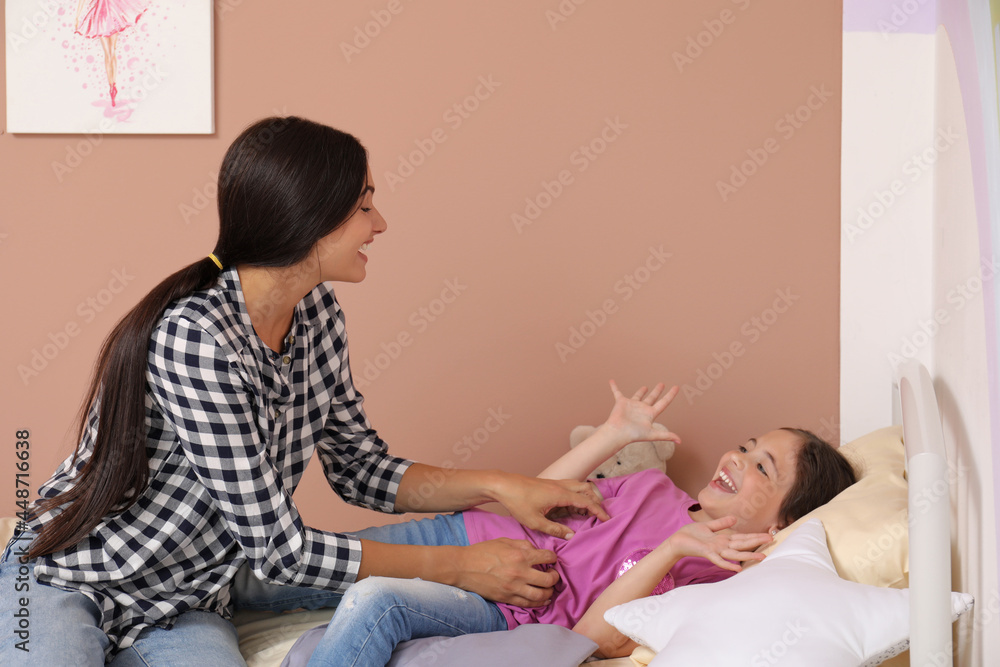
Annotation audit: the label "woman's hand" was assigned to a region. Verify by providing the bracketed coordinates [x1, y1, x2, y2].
[492, 474, 609, 539]
[664, 516, 771, 572]
[358, 538, 559, 606]
[544, 481, 603, 521]
[603, 380, 681, 445]
[453, 538, 560, 606]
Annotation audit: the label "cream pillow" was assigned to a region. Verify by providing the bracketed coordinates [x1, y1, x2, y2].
[744, 425, 909, 588]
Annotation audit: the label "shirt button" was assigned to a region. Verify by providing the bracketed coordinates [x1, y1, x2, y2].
[288, 336, 295, 345]
[282, 355, 291, 364]
[274, 410, 281, 419]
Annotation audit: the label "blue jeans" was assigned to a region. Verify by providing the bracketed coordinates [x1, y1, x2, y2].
[0, 515, 471, 666]
[301, 513, 508, 667]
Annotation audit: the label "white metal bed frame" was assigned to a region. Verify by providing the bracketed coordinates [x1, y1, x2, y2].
[892, 360, 953, 667]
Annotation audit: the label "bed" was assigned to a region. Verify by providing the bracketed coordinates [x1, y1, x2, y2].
[0, 361, 973, 665]
[237, 360, 974, 667]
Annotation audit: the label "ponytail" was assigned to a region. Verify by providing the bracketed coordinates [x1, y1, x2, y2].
[28, 258, 222, 559]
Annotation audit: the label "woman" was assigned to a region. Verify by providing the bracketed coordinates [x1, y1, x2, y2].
[0, 116, 604, 665]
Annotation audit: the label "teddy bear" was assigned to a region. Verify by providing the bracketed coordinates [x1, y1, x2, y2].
[569, 425, 675, 479]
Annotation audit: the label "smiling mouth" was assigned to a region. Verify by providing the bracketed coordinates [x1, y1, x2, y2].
[360, 243, 370, 252]
[716, 469, 738, 493]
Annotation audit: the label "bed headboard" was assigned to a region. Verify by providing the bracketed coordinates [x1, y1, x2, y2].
[892, 360, 953, 667]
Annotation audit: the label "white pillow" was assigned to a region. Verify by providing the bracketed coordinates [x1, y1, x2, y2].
[604, 519, 973, 667]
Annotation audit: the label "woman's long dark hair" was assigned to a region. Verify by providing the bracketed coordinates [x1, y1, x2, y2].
[28, 116, 369, 559]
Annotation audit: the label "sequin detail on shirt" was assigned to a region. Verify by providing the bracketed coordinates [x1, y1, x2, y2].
[616, 548, 676, 595]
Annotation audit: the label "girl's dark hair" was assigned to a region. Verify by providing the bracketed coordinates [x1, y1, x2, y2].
[776, 427, 858, 527]
[28, 116, 369, 560]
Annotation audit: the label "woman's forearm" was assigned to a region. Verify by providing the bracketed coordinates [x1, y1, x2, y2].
[394, 463, 505, 513]
[356, 539, 458, 581]
[395, 461, 607, 540]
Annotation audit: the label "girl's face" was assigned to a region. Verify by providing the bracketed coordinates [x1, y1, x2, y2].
[696, 429, 801, 535]
[315, 166, 386, 283]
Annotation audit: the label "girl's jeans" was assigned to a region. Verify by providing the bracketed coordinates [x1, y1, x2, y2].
[299, 512, 508, 667]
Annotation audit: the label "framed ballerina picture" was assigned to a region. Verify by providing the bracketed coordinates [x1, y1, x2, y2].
[6, 0, 213, 134]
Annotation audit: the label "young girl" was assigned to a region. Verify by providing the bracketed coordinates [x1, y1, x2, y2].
[0, 117, 604, 666]
[293, 382, 858, 665]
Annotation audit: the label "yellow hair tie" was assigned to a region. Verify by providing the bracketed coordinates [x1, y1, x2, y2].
[208, 253, 223, 270]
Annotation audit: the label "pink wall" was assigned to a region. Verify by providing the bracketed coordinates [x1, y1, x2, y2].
[0, 1, 842, 533]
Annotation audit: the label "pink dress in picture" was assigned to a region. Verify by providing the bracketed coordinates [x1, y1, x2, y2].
[75, 0, 150, 38]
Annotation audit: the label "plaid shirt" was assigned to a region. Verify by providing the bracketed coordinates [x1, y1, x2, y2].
[29, 267, 412, 657]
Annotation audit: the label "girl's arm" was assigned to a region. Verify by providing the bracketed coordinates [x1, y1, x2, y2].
[573, 539, 684, 657]
[573, 517, 773, 658]
[538, 382, 680, 481]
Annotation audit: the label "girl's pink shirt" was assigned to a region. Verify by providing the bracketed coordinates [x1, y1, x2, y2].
[462, 469, 734, 629]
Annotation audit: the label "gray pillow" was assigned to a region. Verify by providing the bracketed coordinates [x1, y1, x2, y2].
[281, 623, 598, 667]
[388, 624, 599, 667]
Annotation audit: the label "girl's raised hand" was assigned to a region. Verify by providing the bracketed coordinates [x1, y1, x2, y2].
[604, 380, 682, 445]
[665, 515, 772, 572]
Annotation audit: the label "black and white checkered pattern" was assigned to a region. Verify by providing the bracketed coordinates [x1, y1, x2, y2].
[29, 267, 412, 657]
